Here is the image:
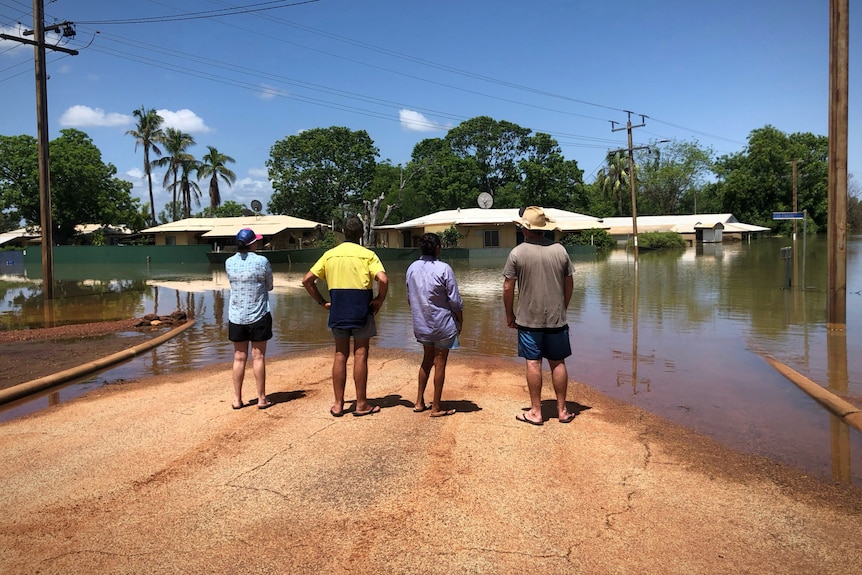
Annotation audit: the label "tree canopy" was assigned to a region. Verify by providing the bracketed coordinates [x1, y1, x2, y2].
[266, 126, 378, 226]
[0, 129, 145, 243]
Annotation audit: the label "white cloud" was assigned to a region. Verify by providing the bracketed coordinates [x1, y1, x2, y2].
[257, 85, 280, 100]
[125, 168, 144, 180]
[0, 26, 29, 55]
[399, 109, 446, 132]
[158, 108, 212, 133]
[247, 167, 268, 178]
[58, 105, 131, 127]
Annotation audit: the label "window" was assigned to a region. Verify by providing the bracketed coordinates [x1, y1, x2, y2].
[165, 236, 177, 246]
[483, 230, 499, 247]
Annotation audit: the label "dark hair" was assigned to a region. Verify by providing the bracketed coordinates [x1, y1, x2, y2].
[418, 232, 441, 256]
[343, 216, 363, 242]
[236, 240, 250, 252]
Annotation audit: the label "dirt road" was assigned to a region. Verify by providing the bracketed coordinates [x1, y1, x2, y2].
[1, 348, 860, 574]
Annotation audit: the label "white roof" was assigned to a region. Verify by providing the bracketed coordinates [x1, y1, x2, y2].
[0, 227, 39, 246]
[376, 207, 606, 232]
[142, 215, 327, 237]
[601, 214, 770, 235]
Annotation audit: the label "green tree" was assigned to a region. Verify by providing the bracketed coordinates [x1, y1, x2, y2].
[267, 126, 378, 226]
[200, 200, 248, 218]
[594, 151, 630, 217]
[5, 129, 144, 243]
[0, 134, 38, 231]
[517, 132, 586, 210]
[445, 116, 530, 201]
[126, 107, 164, 225]
[152, 127, 196, 221]
[712, 125, 828, 230]
[634, 140, 713, 215]
[175, 156, 202, 219]
[197, 146, 236, 214]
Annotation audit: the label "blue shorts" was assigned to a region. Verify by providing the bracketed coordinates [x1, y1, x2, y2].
[417, 334, 460, 350]
[517, 326, 571, 361]
[332, 314, 377, 340]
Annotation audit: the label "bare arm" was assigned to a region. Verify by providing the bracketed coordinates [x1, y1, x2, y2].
[302, 270, 329, 309]
[369, 271, 388, 314]
[563, 275, 573, 309]
[503, 277, 517, 328]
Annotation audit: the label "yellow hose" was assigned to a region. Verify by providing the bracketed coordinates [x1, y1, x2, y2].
[0, 319, 196, 405]
[760, 353, 862, 433]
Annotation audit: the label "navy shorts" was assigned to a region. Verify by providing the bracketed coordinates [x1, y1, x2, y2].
[228, 312, 273, 342]
[332, 314, 377, 340]
[517, 325, 571, 361]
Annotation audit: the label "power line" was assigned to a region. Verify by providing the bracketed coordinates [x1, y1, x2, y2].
[75, 0, 319, 25]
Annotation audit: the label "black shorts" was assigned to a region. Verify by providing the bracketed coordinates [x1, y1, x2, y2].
[228, 312, 273, 342]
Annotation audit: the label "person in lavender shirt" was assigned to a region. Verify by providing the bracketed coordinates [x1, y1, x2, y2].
[405, 232, 464, 417]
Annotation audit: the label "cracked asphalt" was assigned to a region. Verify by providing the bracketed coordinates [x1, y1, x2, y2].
[1, 348, 861, 574]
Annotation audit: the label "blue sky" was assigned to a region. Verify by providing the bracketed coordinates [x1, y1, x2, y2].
[1, 0, 859, 216]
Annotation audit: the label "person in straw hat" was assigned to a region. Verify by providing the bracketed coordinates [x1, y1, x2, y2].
[503, 206, 576, 425]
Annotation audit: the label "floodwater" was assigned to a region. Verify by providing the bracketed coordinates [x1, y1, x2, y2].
[1, 235, 860, 485]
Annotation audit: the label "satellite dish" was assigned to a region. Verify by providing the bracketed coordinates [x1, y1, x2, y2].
[250, 199, 262, 213]
[477, 192, 493, 209]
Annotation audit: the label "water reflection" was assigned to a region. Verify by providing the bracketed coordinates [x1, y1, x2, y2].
[0, 236, 860, 485]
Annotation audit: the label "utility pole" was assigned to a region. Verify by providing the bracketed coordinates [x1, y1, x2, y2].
[0, 3, 77, 301]
[787, 158, 803, 240]
[827, 0, 848, 329]
[610, 112, 646, 267]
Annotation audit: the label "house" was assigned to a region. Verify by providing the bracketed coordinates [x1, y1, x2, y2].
[142, 215, 329, 250]
[0, 227, 41, 249]
[374, 208, 606, 249]
[0, 224, 136, 247]
[600, 214, 771, 245]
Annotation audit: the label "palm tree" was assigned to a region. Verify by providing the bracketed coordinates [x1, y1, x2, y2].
[597, 151, 631, 216]
[152, 127, 196, 221]
[173, 155, 202, 218]
[126, 107, 164, 225]
[197, 146, 236, 214]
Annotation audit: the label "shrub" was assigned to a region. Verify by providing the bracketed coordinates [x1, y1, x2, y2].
[441, 225, 463, 248]
[563, 228, 616, 251]
[630, 231, 686, 249]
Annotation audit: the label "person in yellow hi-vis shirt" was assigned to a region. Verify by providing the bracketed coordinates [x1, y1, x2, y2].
[302, 216, 389, 418]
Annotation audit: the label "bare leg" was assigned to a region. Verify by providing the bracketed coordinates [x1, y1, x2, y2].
[549, 358, 573, 421]
[352, 338, 373, 413]
[232, 341, 249, 408]
[429, 348, 451, 416]
[251, 340, 268, 406]
[521, 358, 544, 423]
[415, 344, 434, 410]
[331, 337, 350, 414]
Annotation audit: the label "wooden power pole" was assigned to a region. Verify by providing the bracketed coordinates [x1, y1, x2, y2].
[827, 0, 848, 329]
[0, 3, 77, 301]
[611, 112, 646, 267]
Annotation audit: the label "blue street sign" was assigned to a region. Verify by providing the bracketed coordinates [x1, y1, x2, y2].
[772, 212, 805, 220]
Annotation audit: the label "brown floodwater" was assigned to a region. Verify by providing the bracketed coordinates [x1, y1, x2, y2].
[1, 235, 860, 485]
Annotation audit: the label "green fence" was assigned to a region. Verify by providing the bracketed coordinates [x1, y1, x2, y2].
[21, 245, 212, 266]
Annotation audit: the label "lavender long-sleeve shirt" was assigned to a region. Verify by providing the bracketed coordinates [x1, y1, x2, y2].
[406, 256, 463, 342]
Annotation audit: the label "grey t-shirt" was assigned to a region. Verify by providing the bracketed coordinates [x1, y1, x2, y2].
[502, 239, 574, 329]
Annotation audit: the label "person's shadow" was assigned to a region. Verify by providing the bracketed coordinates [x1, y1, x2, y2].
[371, 394, 482, 414]
[265, 390, 307, 408]
[523, 400, 591, 422]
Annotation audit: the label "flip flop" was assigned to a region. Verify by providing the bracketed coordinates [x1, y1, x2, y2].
[258, 401, 274, 410]
[559, 412, 576, 424]
[330, 407, 345, 417]
[515, 412, 543, 426]
[232, 401, 245, 410]
[430, 409, 456, 418]
[413, 404, 429, 413]
[353, 405, 381, 417]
